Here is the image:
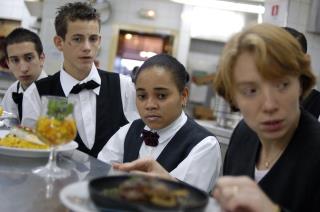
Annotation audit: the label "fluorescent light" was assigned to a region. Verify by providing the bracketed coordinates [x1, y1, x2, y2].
[171, 0, 265, 14]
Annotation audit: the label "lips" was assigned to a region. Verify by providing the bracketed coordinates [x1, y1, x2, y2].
[261, 119, 283, 132]
[144, 115, 161, 122]
[79, 56, 93, 62]
[19, 75, 31, 81]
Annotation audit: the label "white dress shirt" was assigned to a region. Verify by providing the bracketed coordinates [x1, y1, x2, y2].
[98, 112, 222, 192]
[1, 70, 47, 119]
[22, 64, 139, 149]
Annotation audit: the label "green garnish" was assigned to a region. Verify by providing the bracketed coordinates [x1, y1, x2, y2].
[47, 98, 73, 120]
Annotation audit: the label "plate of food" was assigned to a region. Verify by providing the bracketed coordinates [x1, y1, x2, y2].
[88, 175, 209, 212]
[0, 126, 78, 158]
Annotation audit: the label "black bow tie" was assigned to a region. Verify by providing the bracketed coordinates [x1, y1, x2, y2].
[12, 92, 23, 105]
[12, 92, 23, 121]
[70, 80, 100, 94]
[142, 129, 159, 147]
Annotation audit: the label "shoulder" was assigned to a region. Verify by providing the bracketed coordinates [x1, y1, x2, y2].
[185, 117, 215, 137]
[35, 72, 59, 85]
[97, 69, 119, 77]
[6, 80, 19, 92]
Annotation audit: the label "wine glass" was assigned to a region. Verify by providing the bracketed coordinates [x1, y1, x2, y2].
[32, 96, 77, 179]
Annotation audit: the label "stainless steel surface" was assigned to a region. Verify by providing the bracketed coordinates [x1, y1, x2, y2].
[0, 150, 111, 212]
[0, 147, 221, 211]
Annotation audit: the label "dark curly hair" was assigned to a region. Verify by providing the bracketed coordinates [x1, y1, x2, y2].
[54, 2, 100, 39]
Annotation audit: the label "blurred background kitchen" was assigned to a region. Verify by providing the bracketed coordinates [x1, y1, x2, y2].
[1, 0, 320, 159]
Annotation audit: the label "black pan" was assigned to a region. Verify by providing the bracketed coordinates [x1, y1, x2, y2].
[89, 175, 209, 212]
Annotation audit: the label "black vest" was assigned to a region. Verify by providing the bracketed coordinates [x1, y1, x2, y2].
[35, 70, 128, 157]
[12, 82, 23, 122]
[302, 89, 320, 119]
[123, 117, 214, 172]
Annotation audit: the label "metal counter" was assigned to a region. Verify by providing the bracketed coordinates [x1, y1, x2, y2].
[0, 149, 220, 212]
[0, 150, 111, 212]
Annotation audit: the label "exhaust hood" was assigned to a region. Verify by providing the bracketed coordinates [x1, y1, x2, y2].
[24, 0, 43, 17]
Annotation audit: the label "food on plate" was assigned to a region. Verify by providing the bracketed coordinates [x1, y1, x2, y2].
[0, 126, 49, 149]
[0, 134, 49, 149]
[0, 106, 3, 116]
[102, 177, 189, 208]
[10, 126, 44, 145]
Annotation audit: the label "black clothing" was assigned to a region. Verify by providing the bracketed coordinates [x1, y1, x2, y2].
[11, 82, 23, 122]
[35, 70, 128, 157]
[123, 118, 213, 172]
[302, 89, 320, 119]
[70, 80, 100, 94]
[224, 110, 320, 211]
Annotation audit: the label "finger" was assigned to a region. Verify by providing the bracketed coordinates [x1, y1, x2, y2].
[112, 159, 149, 172]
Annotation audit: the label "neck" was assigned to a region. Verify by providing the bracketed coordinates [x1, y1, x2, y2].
[257, 110, 300, 170]
[63, 64, 92, 81]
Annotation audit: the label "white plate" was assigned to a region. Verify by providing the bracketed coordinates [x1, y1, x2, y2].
[0, 141, 78, 158]
[60, 181, 221, 212]
[60, 181, 98, 212]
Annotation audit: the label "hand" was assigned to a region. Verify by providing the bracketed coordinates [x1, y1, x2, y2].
[212, 176, 279, 212]
[112, 157, 175, 181]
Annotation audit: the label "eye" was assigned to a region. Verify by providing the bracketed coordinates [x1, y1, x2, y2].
[276, 81, 290, 91]
[9, 57, 19, 64]
[72, 37, 82, 43]
[157, 93, 167, 99]
[89, 35, 99, 43]
[240, 87, 257, 97]
[24, 54, 34, 62]
[136, 93, 146, 100]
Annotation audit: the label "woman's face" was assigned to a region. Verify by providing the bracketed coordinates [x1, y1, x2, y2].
[135, 66, 188, 130]
[233, 52, 301, 143]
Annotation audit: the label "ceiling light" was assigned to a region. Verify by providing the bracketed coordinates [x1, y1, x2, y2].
[138, 9, 156, 19]
[171, 0, 265, 14]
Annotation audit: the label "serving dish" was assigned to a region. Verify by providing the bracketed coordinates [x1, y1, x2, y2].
[0, 140, 78, 158]
[89, 175, 209, 212]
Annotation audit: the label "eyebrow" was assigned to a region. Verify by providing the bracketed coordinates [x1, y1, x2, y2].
[136, 87, 169, 91]
[8, 52, 35, 59]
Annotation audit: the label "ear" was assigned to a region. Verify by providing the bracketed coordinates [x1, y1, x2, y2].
[53, 35, 63, 51]
[39, 52, 45, 68]
[181, 87, 189, 107]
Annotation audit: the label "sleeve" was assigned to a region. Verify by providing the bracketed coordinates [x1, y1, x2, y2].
[1, 82, 19, 119]
[97, 122, 132, 164]
[119, 74, 140, 122]
[170, 136, 222, 192]
[21, 83, 42, 128]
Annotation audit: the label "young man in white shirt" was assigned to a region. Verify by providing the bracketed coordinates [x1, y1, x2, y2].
[22, 2, 138, 157]
[1, 28, 47, 122]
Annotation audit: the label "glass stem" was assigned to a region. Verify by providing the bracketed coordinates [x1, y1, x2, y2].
[47, 146, 57, 170]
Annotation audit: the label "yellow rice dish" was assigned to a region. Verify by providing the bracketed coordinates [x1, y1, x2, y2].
[0, 134, 49, 150]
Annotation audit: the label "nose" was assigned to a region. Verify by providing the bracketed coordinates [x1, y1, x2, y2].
[145, 97, 158, 110]
[82, 39, 91, 51]
[19, 61, 29, 73]
[261, 87, 278, 114]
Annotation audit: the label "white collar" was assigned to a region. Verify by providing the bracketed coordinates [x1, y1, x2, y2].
[60, 64, 101, 96]
[144, 111, 187, 144]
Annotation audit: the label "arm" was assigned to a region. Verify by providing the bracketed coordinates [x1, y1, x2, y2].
[170, 136, 222, 192]
[119, 74, 140, 122]
[113, 157, 175, 181]
[97, 122, 132, 164]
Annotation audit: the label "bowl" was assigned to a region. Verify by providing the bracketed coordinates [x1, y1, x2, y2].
[89, 175, 209, 212]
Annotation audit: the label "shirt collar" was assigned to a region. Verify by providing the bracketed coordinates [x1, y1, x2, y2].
[144, 111, 187, 144]
[60, 64, 101, 96]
